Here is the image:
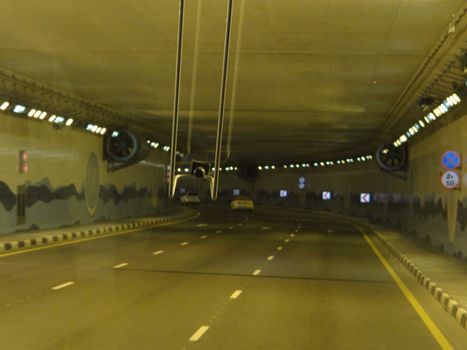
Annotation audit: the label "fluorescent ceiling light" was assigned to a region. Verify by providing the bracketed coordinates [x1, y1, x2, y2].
[13, 105, 26, 113]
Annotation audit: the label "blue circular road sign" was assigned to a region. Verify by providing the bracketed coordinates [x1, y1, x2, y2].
[441, 151, 461, 170]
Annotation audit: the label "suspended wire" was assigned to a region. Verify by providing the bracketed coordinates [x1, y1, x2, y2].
[186, 0, 204, 157]
[224, 0, 246, 162]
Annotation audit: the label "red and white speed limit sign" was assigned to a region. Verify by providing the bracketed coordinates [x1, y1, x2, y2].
[441, 171, 460, 189]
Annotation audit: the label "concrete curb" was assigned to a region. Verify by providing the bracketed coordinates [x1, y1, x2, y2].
[375, 231, 467, 331]
[0, 211, 196, 254]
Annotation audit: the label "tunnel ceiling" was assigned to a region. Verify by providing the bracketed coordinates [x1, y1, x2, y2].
[0, 0, 465, 164]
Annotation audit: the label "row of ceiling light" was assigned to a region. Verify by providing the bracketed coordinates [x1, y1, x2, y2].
[0, 98, 174, 152]
[1, 100, 75, 128]
[176, 166, 239, 173]
[257, 155, 373, 171]
[393, 92, 462, 147]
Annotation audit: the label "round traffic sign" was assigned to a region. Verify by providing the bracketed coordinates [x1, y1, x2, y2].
[441, 171, 460, 189]
[441, 151, 461, 170]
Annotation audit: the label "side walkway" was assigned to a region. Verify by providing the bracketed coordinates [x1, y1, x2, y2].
[0, 207, 198, 253]
[311, 209, 467, 331]
[372, 227, 467, 330]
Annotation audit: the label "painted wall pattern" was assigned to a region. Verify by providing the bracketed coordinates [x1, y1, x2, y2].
[0, 112, 168, 234]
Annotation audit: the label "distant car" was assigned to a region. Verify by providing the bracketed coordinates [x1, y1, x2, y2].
[230, 196, 254, 211]
[180, 192, 200, 205]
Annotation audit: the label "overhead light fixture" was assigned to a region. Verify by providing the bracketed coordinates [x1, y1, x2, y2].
[48, 115, 56, 123]
[0, 101, 9, 110]
[13, 105, 26, 113]
[54, 116, 65, 124]
[100, 127, 107, 135]
[65, 118, 74, 126]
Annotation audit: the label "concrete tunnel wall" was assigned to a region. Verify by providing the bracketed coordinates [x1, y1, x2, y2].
[0, 112, 169, 234]
[218, 109, 467, 260]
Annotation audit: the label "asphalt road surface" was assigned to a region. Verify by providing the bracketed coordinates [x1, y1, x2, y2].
[0, 206, 466, 350]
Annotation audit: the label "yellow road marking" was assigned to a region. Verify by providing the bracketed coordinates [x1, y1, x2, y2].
[312, 210, 454, 350]
[0, 212, 200, 259]
[359, 228, 453, 350]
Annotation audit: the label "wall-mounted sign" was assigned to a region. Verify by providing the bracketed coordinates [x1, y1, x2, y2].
[19, 150, 29, 174]
[441, 151, 461, 170]
[360, 193, 371, 204]
[280, 190, 288, 198]
[322, 191, 331, 200]
[233, 189, 240, 196]
[441, 171, 460, 189]
[298, 183, 305, 189]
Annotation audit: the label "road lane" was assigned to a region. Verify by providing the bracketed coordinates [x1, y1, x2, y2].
[0, 207, 464, 349]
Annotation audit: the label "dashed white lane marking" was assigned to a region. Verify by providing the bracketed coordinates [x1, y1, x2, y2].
[238, 223, 243, 226]
[261, 226, 271, 231]
[285, 239, 290, 243]
[228, 226, 234, 230]
[294, 229, 299, 233]
[216, 230, 222, 234]
[277, 246, 283, 251]
[230, 290, 243, 299]
[267, 255, 274, 261]
[290, 233, 295, 237]
[153, 250, 164, 255]
[181, 241, 189, 246]
[201, 235, 208, 239]
[253, 269, 261, 276]
[113, 263, 128, 269]
[197, 224, 208, 228]
[189, 325, 210, 342]
[52, 281, 75, 291]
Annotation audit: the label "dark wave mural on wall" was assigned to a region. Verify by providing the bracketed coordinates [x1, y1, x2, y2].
[0, 179, 151, 212]
[0, 182, 16, 211]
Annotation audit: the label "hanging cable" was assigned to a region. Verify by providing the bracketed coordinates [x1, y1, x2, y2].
[186, 0, 204, 157]
[224, 0, 245, 162]
[212, 0, 234, 200]
[169, 0, 185, 199]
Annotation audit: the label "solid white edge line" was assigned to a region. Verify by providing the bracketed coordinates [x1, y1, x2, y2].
[113, 263, 128, 269]
[181, 241, 189, 246]
[52, 281, 75, 290]
[267, 255, 274, 261]
[230, 290, 243, 299]
[189, 325, 210, 342]
[153, 250, 164, 255]
[253, 269, 261, 276]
